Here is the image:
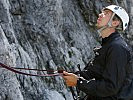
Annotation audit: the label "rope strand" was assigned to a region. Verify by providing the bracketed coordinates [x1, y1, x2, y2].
[0, 62, 64, 77]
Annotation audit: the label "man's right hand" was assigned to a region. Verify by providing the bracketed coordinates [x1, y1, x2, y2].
[62, 71, 78, 87]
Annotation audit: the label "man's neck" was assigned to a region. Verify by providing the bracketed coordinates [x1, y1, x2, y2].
[101, 28, 116, 38]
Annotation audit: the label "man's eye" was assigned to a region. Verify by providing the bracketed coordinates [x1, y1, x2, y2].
[105, 12, 110, 15]
[102, 11, 109, 15]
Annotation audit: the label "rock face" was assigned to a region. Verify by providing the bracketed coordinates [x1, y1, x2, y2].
[0, 0, 132, 100]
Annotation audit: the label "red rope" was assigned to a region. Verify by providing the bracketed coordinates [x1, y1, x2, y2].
[0, 62, 64, 77]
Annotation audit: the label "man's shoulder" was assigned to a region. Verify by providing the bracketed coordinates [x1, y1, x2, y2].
[109, 37, 129, 51]
[106, 40, 130, 56]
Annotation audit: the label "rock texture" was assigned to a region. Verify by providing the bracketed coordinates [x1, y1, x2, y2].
[0, 0, 132, 100]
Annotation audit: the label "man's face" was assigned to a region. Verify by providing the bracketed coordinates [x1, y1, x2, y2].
[97, 9, 113, 29]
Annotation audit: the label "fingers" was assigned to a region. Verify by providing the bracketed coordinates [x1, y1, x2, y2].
[62, 71, 74, 79]
[62, 71, 70, 80]
[63, 71, 70, 76]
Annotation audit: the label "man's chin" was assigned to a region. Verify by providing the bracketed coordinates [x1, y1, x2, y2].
[95, 24, 101, 29]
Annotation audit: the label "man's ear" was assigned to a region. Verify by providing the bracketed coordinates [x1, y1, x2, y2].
[112, 20, 120, 27]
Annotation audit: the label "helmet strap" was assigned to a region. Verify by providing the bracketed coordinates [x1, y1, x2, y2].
[107, 12, 115, 27]
[97, 12, 116, 37]
[97, 25, 108, 36]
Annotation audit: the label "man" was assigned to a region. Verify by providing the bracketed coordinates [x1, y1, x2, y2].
[63, 5, 132, 100]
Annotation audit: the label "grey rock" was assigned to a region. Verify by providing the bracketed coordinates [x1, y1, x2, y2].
[0, 0, 132, 100]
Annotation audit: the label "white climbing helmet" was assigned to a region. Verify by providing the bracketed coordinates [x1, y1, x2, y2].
[103, 5, 129, 31]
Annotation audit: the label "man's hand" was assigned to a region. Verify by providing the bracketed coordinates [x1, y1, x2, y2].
[63, 71, 79, 87]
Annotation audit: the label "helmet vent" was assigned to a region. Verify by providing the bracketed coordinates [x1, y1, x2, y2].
[114, 7, 119, 10]
[125, 23, 127, 27]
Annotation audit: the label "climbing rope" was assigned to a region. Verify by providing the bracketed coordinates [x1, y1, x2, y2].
[0, 62, 64, 77]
